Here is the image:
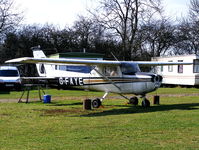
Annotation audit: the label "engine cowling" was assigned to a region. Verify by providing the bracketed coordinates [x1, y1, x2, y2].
[151, 75, 162, 88]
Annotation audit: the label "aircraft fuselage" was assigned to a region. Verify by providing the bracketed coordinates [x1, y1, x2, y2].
[56, 73, 162, 95]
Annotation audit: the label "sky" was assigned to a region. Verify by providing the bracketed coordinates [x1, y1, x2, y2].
[163, 0, 189, 18]
[16, 0, 190, 28]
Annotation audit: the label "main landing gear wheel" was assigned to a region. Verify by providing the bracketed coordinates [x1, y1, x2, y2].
[129, 97, 138, 105]
[92, 98, 102, 108]
[142, 99, 150, 107]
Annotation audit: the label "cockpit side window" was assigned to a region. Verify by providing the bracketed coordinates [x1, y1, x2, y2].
[121, 63, 140, 75]
[103, 66, 118, 76]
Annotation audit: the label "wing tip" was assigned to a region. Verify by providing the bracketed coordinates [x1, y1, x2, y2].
[5, 57, 31, 64]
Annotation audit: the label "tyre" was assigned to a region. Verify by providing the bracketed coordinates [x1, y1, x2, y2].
[142, 99, 150, 107]
[129, 97, 138, 105]
[92, 98, 102, 108]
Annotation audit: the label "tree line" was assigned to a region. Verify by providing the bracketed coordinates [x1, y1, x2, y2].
[0, 0, 199, 64]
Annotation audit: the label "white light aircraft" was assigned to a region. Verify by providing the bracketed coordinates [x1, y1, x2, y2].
[5, 50, 192, 108]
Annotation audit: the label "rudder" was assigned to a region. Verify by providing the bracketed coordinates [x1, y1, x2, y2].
[33, 49, 54, 77]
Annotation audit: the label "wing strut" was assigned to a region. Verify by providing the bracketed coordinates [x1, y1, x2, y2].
[93, 68, 130, 101]
[118, 93, 130, 101]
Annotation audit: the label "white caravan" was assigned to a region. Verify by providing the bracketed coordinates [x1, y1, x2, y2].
[152, 55, 199, 86]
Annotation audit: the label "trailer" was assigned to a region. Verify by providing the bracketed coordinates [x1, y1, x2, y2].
[152, 55, 199, 86]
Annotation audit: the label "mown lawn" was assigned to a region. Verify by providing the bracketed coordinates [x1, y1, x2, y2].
[0, 88, 199, 149]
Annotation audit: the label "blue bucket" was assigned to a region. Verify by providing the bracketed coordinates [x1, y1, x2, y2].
[43, 95, 51, 103]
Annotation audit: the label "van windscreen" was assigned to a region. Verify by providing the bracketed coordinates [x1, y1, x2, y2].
[0, 70, 19, 77]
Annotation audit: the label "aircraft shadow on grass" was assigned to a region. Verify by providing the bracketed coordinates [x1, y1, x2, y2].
[81, 103, 199, 117]
[31, 100, 199, 117]
[49, 102, 83, 106]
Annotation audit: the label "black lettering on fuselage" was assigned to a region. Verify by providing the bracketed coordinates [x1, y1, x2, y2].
[59, 77, 84, 86]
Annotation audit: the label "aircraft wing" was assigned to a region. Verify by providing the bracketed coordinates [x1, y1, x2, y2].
[5, 57, 122, 65]
[5, 57, 192, 66]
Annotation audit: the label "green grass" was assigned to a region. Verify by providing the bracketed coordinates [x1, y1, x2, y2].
[0, 89, 105, 99]
[0, 87, 199, 99]
[0, 88, 199, 149]
[151, 87, 199, 95]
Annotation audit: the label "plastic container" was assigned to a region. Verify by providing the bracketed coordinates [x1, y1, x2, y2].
[43, 95, 51, 103]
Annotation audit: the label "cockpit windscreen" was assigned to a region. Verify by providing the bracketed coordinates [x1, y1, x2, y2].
[121, 63, 140, 75]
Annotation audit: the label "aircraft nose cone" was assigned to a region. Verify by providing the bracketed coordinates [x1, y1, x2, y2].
[151, 75, 162, 82]
[151, 75, 162, 88]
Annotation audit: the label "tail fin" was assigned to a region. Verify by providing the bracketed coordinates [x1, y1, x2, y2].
[33, 50, 47, 58]
[33, 50, 54, 77]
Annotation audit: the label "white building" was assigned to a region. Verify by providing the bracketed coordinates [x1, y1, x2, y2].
[152, 55, 199, 86]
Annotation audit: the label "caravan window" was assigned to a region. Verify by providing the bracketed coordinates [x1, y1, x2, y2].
[160, 66, 163, 72]
[178, 60, 183, 73]
[168, 61, 173, 72]
[193, 59, 199, 73]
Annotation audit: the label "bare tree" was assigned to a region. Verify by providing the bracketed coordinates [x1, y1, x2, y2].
[173, 19, 199, 55]
[141, 18, 175, 57]
[91, 0, 162, 60]
[72, 16, 94, 50]
[171, 0, 199, 55]
[0, 0, 23, 41]
[189, 0, 199, 22]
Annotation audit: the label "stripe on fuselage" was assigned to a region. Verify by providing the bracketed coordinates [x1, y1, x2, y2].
[57, 77, 152, 86]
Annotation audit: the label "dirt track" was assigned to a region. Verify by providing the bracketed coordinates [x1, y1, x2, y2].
[1, 93, 199, 103]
